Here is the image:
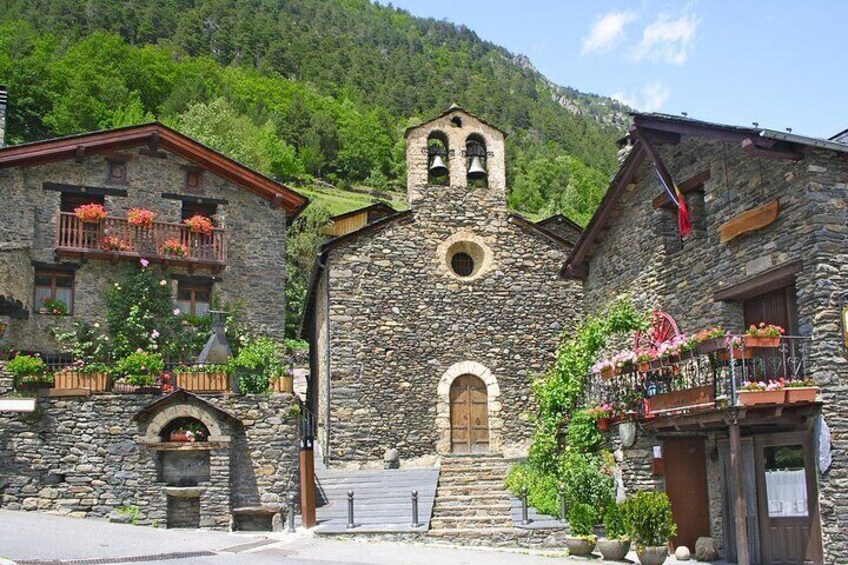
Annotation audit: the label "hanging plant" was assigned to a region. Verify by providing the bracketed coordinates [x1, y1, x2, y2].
[127, 208, 156, 229]
[74, 203, 107, 224]
[184, 214, 213, 236]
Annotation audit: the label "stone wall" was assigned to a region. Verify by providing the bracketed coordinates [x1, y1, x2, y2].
[581, 136, 848, 560]
[0, 366, 300, 530]
[317, 175, 582, 466]
[0, 145, 287, 353]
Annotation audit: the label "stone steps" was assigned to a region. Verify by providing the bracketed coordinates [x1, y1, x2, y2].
[431, 515, 514, 529]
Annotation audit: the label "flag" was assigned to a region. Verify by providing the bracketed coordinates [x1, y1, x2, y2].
[654, 165, 692, 237]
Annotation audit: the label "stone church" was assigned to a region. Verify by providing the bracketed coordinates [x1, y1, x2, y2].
[304, 106, 582, 467]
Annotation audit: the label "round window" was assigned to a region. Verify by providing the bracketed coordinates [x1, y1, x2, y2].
[450, 252, 475, 277]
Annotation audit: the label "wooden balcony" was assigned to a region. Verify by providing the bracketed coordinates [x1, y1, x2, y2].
[55, 212, 226, 271]
[586, 335, 815, 424]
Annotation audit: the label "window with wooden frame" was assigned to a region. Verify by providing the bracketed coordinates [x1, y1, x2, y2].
[176, 281, 212, 317]
[60, 193, 105, 213]
[34, 270, 74, 315]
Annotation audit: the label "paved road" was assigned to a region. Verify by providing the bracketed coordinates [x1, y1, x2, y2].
[0, 510, 569, 565]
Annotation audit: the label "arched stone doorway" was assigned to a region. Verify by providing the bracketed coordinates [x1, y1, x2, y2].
[436, 361, 502, 455]
[449, 375, 489, 453]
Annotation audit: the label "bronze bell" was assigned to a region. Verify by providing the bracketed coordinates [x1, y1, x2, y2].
[429, 153, 448, 177]
[467, 155, 487, 180]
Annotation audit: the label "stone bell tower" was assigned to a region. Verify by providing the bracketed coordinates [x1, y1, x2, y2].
[404, 105, 507, 207]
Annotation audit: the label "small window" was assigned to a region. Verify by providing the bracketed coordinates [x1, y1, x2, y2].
[184, 168, 203, 193]
[107, 159, 128, 184]
[34, 270, 74, 315]
[763, 445, 808, 517]
[60, 193, 105, 214]
[181, 201, 217, 224]
[451, 252, 475, 277]
[176, 281, 212, 317]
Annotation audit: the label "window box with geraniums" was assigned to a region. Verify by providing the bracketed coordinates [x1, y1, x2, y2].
[184, 215, 213, 236]
[101, 235, 130, 252]
[715, 335, 752, 362]
[53, 360, 111, 392]
[7, 354, 53, 393]
[74, 203, 107, 224]
[693, 327, 727, 355]
[743, 322, 784, 348]
[737, 380, 785, 406]
[624, 491, 677, 565]
[636, 350, 656, 373]
[39, 298, 69, 316]
[785, 379, 819, 404]
[127, 208, 156, 229]
[592, 358, 617, 379]
[162, 239, 188, 258]
[587, 403, 614, 432]
[170, 421, 208, 443]
[112, 351, 164, 393]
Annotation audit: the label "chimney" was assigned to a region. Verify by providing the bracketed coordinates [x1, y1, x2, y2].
[0, 85, 7, 147]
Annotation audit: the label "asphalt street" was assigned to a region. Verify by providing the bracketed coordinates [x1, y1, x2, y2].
[0, 510, 570, 565]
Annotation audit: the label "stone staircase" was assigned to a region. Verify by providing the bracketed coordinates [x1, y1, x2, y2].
[427, 454, 515, 542]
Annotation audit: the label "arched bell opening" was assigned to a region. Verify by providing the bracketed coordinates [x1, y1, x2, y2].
[464, 134, 488, 188]
[427, 131, 450, 186]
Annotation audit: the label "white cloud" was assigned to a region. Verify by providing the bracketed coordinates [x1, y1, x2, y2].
[581, 11, 637, 54]
[632, 11, 699, 65]
[612, 82, 671, 112]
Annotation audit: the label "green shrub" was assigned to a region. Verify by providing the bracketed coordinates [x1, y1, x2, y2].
[228, 336, 283, 394]
[603, 502, 629, 540]
[114, 351, 164, 386]
[6, 354, 49, 382]
[504, 462, 561, 517]
[624, 491, 677, 548]
[560, 451, 615, 510]
[566, 408, 604, 452]
[568, 502, 597, 538]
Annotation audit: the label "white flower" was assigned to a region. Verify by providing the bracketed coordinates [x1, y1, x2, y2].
[114, 283, 120, 288]
[93, 322, 100, 328]
[160, 280, 167, 286]
[103, 336, 109, 341]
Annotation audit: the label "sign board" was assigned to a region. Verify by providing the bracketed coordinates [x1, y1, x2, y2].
[0, 398, 36, 412]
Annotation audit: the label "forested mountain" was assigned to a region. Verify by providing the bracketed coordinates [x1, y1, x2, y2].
[0, 0, 628, 223]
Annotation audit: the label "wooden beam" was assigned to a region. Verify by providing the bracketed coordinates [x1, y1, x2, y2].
[742, 138, 803, 161]
[652, 169, 712, 209]
[713, 260, 802, 301]
[638, 127, 682, 146]
[632, 127, 684, 213]
[719, 199, 780, 244]
[729, 418, 750, 565]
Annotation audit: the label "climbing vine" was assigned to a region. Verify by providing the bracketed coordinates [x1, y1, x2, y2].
[505, 298, 647, 516]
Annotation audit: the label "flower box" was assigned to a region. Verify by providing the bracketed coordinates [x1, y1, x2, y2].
[742, 336, 781, 348]
[715, 347, 752, 362]
[637, 361, 652, 373]
[53, 371, 110, 392]
[175, 371, 230, 392]
[270, 375, 294, 393]
[170, 431, 190, 442]
[785, 387, 818, 404]
[600, 366, 615, 379]
[696, 337, 727, 355]
[737, 389, 785, 406]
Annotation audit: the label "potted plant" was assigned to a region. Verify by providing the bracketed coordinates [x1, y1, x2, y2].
[112, 350, 164, 393]
[101, 235, 130, 252]
[162, 238, 189, 258]
[174, 364, 230, 392]
[625, 491, 676, 565]
[592, 358, 617, 380]
[39, 298, 68, 316]
[588, 403, 613, 432]
[184, 214, 213, 236]
[636, 351, 656, 373]
[598, 502, 631, 561]
[565, 502, 598, 557]
[785, 378, 819, 403]
[737, 380, 785, 406]
[170, 421, 207, 442]
[7, 354, 53, 393]
[74, 203, 107, 224]
[715, 336, 752, 362]
[693, 327, 727, 355]
[743, 323, 784, 348]
[227, 336, 283, 394]
[53, 360, 111, 392]
[127, 208, 156, 229]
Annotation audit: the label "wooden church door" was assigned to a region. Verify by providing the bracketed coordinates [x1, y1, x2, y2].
[450, 375, 489, 454]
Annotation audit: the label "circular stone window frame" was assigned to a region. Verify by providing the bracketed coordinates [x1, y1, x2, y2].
[437, 231, 494, 282]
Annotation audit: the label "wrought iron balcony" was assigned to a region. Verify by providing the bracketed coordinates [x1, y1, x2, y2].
[55, 212, 226, 270]
[585, 335, 812, 420]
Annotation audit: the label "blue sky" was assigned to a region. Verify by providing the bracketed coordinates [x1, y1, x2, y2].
[380, 1, 847, 138]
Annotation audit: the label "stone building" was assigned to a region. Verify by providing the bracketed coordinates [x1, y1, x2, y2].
[0, 118, 307, 352]
[563, 113, 848, 563]
[304, 107, 582, 467]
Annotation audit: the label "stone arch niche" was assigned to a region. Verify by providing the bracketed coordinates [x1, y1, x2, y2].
[436, 361, 503, 455]
[133, 390, 237, 530]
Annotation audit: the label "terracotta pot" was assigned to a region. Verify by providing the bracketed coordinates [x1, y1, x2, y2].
[597, 417, 610, 432]
[715, 347, 752, 362]
[742, 335, 780, 348]
[637, 362, 652, 373]
[597, 539, 631, 561]
[565, 536, 596, 557]
[170, 431, 190, 442]
[737, 389, 785, 406]
[601, 366, 615, 379]
[636, 545, 668, 565]
[695, 337, 726, 355]
[785, 387, 818, 404]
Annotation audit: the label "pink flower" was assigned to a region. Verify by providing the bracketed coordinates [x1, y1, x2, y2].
[173, 308, 181, 316]
[151, 329, 160, 339]
[140, 258, 149, 268]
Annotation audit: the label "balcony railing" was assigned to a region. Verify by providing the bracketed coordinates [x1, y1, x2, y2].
[585, 335, 811, 419]
[55, 212, 226, 268]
